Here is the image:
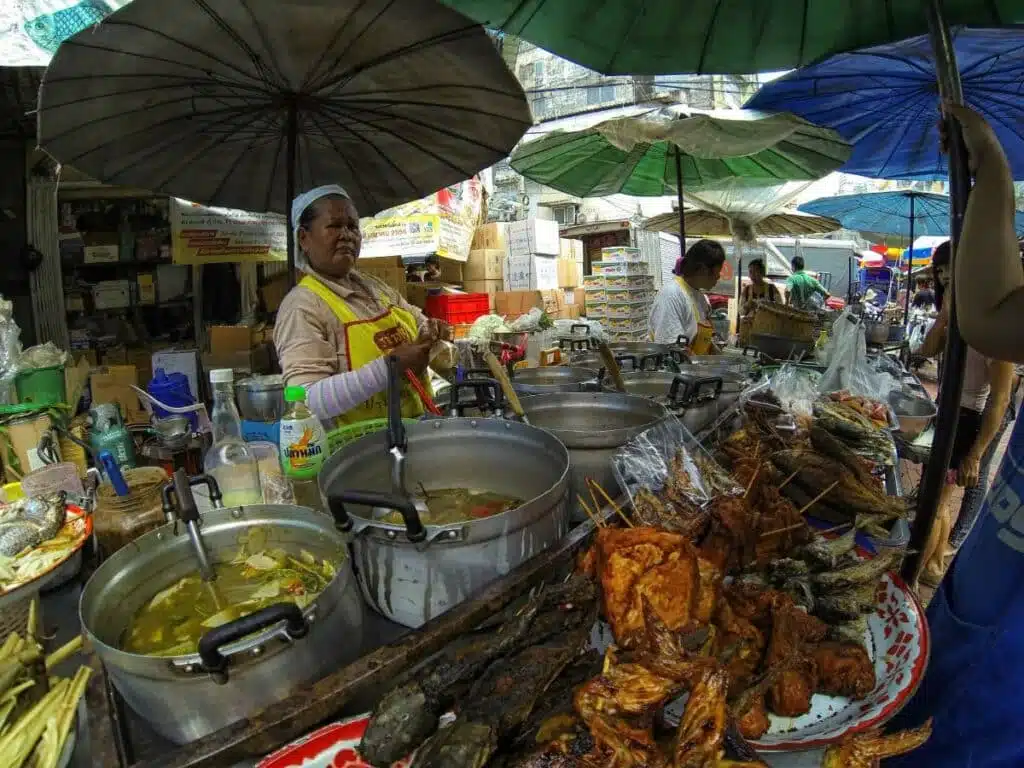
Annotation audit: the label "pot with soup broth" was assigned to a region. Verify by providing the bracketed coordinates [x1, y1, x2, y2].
[79, 504, 364, 744]
[321, 417, 570, 629]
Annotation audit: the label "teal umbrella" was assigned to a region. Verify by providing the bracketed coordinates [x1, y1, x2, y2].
[440, 0, 1024, 74]
[509, 108, 851, 243]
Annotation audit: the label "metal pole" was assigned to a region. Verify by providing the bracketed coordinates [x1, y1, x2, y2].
[675, 146, 687, 254]
[901, 0, 971, 582]
[904, 194, 916, 326]
[285, 100, 299, 287]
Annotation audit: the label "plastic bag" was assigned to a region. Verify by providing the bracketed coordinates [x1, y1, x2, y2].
[612, 415, 743, 511]
[768, 364, 823, 419]
[817, 309, 900, 400]
[19, 342, 67, 370]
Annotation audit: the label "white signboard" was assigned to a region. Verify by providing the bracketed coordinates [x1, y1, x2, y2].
[0, 1, 130, 66]
[170, 199, 287, 265]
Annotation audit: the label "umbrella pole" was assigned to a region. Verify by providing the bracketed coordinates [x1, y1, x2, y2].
[904, 195, 916, 327]
[286, 101, 299, 287]
[674, 146, 686, 253]
[900, 0, 971, 583]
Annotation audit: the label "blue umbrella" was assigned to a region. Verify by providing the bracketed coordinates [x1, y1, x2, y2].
[746, 27, 1024, 180]
[799, 191, 1024, 320]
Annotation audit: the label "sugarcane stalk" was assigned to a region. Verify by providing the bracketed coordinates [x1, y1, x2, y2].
[0, 680, 66, 767]
[44, 637, 82, 672]
[0, 633, 20, 662]
[44, 667, 90, 768]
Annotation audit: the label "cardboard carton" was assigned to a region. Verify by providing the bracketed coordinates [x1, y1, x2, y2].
[465, 249, 506, 281]
[507, 219, 560, 257]
[471, 222, 507, 251]
[557, 258, 580, 289]
[90, 365, 146, 422]
[504, 254, 558, 291]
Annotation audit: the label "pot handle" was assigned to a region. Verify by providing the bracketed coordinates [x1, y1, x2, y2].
[561, 337, 590, 352]
[445, 380, 503, 417]
[615, 353, 638, 372]
[638, 353, 661, 371]
[675, 335, 690, 347]
[328, 490, 426, 543]
[668, 374, 723, 408]
[385, 355, 407, 453]
[198, 603, 308, 685]
[161, 473, 223, 522]
[571, 323, 591, 336]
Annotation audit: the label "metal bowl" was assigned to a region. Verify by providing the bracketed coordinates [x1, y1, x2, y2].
[235, 375, 285, 422]
[888, 390, 937, 441]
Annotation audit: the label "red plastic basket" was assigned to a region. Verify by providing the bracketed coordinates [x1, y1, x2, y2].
[424, 293, 490, 325]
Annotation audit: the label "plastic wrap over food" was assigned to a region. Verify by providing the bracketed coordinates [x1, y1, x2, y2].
[613, 415, 742, 513]
[768, 364, 823, 419]
[19, 342, 67, 370]
[0, 297, 22, 404]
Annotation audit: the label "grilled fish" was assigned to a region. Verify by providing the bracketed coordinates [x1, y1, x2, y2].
[360, 591, 544, 766]
[413, 625, 591, 768]
[814, 582, 877, 623]
[812, 552, 897, 592]
[0, 494, 65, 557]
[796, 527, 858, 571]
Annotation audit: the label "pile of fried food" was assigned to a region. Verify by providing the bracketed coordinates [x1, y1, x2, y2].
[812, 392, 896, 466]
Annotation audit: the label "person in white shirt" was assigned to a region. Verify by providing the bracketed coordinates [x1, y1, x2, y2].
[648, 239, 725, 354]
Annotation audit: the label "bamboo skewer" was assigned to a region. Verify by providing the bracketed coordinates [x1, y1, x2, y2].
[576, 495, 604, 528]
[759, 522, 807, 539]
[796, 480, 840, 516]
[777, 469, 800, 490]
[587, 478, 633, 528]
[744, 464, 761, 498]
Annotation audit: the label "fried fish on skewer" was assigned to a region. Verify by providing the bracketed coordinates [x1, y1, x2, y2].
[821, 720, 933, 767]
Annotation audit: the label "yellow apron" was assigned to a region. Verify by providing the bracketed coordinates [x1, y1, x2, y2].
[675, 276, 715, 355]
[299, 275, 429, 425]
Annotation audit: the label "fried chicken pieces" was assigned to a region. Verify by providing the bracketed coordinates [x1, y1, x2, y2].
[590, 527, 720, 647]
[822, 720, 933, 767]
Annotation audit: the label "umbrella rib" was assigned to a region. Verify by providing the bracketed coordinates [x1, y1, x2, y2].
[876, 99, 933, 178]
[328, 93, 531, 128]
[313, 23, 488, 95]
[697, 2, 724, 74]
[305, 110, 388, 210]
[121, 104, 282, 185]
[798, 0, 809, 64]
[63, 21, 272, 90]
[41, 96, 273, 147]
[263, 122, 288, 215]
[192, 0, 286, 90]
[40, 84, 262, 119]
[232, 0, 290, 90]
[51, 102, 275, 167]
[41, 73, 267, 99]
[316, 101, 483, 177]
[318, 99, 516, 157]
[302, 0, 381, 92]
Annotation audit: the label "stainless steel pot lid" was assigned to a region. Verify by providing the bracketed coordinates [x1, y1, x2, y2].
[236, 374, 284, 391]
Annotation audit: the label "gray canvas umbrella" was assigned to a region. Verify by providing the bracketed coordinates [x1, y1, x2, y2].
[37, 0, 532, 274]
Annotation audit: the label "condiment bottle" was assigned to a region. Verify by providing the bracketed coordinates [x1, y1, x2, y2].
[203, 369, 261, 507]
[278, 386, 327, 512]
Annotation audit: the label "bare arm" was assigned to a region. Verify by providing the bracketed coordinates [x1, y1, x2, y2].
[972, 361, 1015, 460]
[916, 304, 949, 358]
[947, 105, 1024, 362]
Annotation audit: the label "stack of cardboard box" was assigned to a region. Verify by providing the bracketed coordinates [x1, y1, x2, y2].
[584, 247, 656, 341]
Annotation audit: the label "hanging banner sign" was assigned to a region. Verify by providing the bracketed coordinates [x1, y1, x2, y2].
[0, 1, 130, 66]
[170, 199, 287, 265]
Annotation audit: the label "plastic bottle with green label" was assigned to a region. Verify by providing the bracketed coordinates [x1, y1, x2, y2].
[278, 387, 328, 511]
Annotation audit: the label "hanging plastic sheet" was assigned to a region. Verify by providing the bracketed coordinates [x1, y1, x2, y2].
[0, 1, 130, 66]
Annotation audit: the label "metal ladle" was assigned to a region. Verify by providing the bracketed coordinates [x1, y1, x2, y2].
[162, 468, 218, 582]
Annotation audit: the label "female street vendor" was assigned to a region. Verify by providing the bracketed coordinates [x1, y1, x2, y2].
[739, 258, 780, 316]
[648, 239, 725, 354]
[274, 185, 448, 424]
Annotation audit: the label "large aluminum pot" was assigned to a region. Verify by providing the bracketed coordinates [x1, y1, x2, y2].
[511, 366, 599, 395]
[517, 392, 669, 522]
[320, 418, 570, 629]
[235, 374, 285, 422]
[79, 504, 363, 744]
[602, 370, 737, 435]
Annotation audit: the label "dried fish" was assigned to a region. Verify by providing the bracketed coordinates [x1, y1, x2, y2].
[796, 527, 858, 571]
[814, 582, 877, 623]
[812, 552, 898, 592]
[0, 495, 65, 558]
[827, 615, 870, 650]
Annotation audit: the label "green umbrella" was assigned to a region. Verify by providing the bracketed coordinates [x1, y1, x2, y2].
[441, 0, 1024, 74]
[509, 108, 850, 242]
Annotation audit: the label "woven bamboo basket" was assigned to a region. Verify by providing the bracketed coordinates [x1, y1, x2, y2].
[749, 302, 818, 343]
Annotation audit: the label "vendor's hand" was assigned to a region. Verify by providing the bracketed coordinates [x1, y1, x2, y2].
[392, 340, 432, 375]
[940, 102, 1006, 174]
[958, 451, 981, 488]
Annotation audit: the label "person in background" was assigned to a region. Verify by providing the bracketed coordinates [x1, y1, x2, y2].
[649, 239, 725, 354]
[887, 103, 1024, 767]
[274, 185, 448, 426]
[911, 240, 1014, 584]
[740, 258, 780, 316]
[785, 255, 830, 310]
[912, 276, 936, 310]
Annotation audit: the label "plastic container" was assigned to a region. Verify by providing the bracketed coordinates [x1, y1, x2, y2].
[21, 463, 84, 498]
[248, 441, 294, 505]
[279, 387, 328, 512]
[14, 365, 66, 406]
[203, 369, 261, 507]
[147, 368, 198, 428]
[93, 466, 168, 557]
[425, 293, 490, 325]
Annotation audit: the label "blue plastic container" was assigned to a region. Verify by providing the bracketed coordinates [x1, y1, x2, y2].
[147, 368, 198, 429]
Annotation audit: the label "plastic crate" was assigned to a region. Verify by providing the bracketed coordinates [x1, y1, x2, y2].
[425, 293, 490, 325]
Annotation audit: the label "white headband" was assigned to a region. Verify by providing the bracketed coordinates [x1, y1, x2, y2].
[291, 184, 351, 270]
